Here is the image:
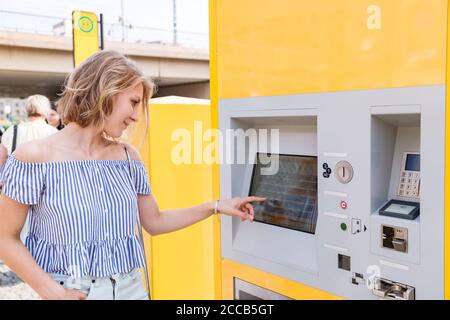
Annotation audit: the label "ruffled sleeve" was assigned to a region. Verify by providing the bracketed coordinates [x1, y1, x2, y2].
[133, 161, 152, 195]
[0, 155, 46, 205]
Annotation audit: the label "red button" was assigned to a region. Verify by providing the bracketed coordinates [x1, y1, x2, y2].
[340, 201, 348, 210]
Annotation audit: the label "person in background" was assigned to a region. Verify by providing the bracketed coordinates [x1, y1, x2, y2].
[1, 95, 58, 155]
[0, 94, 58, 243]
[46, 103, 65, 130]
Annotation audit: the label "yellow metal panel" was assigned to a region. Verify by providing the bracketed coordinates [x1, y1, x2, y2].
[209, 0, 223, 300]
[215, 0, 447, 99]
[222, 259, 343, 300]
[72, 11, 99, 67]
[147, 103, 217, 299]
[445, 0, 450, 301]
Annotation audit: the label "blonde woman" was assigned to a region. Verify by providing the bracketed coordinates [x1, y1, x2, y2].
[0, 50, 264, 300]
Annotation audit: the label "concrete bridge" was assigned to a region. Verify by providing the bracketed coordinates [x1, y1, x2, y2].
[0, 30, 210, 99]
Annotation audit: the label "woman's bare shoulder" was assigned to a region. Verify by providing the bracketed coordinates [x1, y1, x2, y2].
[114, 142, 142, 161]
[13, 138, 54, 163]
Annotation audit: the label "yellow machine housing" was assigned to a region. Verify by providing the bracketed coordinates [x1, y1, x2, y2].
[134, 96, 221, 299]
[210, 0, 450, 300]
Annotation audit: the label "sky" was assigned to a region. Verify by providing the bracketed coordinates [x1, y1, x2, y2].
[0, 0, 209, 49]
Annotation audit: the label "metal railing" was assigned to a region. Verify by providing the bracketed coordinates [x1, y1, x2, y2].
[0, 10, 209, 50]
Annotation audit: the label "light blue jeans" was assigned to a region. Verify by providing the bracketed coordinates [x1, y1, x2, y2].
[49, 268, 149, 300]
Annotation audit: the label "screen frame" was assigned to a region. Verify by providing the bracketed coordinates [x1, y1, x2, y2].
[401, 151, 420, 173]
[247, 152, 319, 234]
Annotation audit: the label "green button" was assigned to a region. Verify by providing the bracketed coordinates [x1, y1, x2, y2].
[340, 223, 347, 231]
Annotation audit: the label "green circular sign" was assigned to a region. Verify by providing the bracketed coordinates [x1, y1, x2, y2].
[78, 16, 94, 33]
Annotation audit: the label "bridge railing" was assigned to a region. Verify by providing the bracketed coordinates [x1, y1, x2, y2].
[0, 10, 208, 50]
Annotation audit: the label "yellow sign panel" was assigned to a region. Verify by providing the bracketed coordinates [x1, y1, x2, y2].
[72, 11, 99, 66]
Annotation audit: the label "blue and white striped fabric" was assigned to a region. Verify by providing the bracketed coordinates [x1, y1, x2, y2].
[0, 153, 152, 278]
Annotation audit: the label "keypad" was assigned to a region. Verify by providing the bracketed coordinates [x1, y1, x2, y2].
[398, 171, 420, 198]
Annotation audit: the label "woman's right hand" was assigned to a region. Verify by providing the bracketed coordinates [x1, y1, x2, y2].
[43, 286, 87, 300]
[59, 288, 87, 300]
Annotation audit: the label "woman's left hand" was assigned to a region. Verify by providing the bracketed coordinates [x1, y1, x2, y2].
[217, 196, 266, 222]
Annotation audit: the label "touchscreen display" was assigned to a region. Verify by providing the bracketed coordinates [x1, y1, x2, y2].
[249, 153, 318, 234]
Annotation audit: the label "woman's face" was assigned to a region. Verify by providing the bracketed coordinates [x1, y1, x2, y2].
[104, 83, 143, 138]
[46, 110, 60, 128]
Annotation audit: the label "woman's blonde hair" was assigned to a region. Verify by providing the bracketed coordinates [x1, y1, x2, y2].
[57, 50, 154, 131]
[26, 94, 51, 118]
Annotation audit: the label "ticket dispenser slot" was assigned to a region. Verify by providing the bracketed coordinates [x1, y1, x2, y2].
[234, 278, 292, 300]
[372, 278, 415, 300]
[381, 225, 408, 253]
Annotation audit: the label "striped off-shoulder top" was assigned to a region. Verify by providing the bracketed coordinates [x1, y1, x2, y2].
[0, 153, 152, 278]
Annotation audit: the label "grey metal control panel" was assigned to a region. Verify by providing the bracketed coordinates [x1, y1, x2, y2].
[219, 85, 445, 299]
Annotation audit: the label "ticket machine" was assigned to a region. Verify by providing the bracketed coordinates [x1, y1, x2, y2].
[210, 0, 449, 300]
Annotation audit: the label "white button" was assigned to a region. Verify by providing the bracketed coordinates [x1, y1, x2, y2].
[99, 188, 103, 192]
[104, 209, 108, 213]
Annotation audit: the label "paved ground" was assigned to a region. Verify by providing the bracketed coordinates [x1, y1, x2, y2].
[0, 261, 40, 300]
